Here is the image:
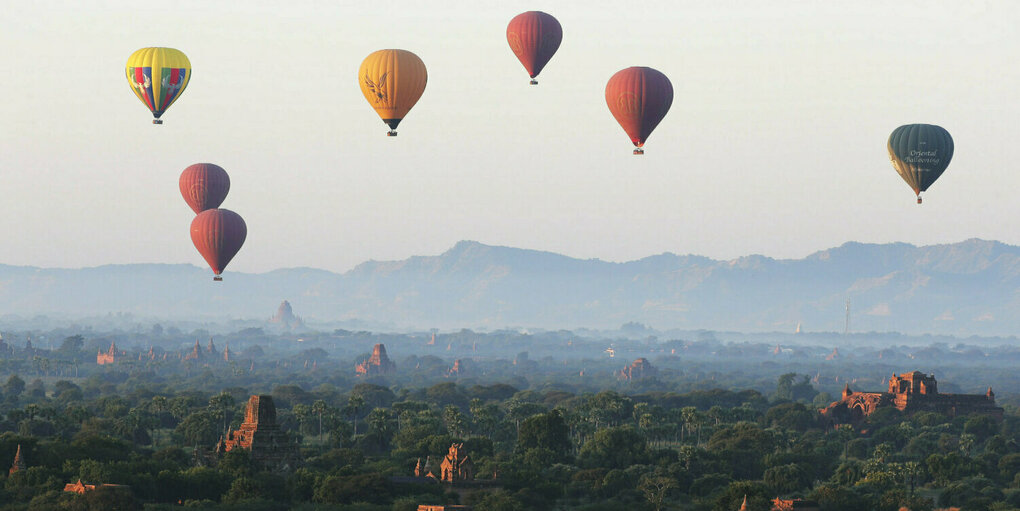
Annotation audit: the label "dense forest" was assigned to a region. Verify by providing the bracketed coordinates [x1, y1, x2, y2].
[0, 327, 1018, 510]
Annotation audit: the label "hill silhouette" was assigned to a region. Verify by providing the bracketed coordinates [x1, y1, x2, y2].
[0, 239, 1017, 335]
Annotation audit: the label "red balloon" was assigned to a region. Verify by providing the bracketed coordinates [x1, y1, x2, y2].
[605, 67, 673, 154]
[506, 11, 562, 84]
[191, 209, 247, 281]
[180, 163, 230, 214]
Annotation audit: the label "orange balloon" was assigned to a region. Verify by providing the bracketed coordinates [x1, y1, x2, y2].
[358, 49, 428, 136]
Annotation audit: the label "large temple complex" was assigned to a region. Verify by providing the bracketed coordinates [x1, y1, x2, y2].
[820, 370, 1003, 425]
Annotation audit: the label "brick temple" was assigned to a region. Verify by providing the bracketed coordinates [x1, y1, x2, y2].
[96, 342, 123, 365]
[821, 371, 1003, 425]
[618, 358, 657, 381]
[9, 444, 25, 475]
[440, 443, 474, 483]
[216, 395, 299, 471]
[356, 344, 396, 376]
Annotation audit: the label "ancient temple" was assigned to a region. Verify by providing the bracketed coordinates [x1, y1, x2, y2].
[821, 371, 1004, 424]
[97, 342, 122, 365]
[223, 343, 231, 363]
[217, 395, 299, 471]
[205, 337, 217, 355]
[356, 344, 396, 376]
[9, 444, 25, 475]
[64, 480, 97, 494]
[618, 358, 657, 381]
[184, 340, 203, 361]
[269, 300, 304, 329]
[447, 359, 470, 377]
[0, 333, 12, 357]
[770, 498, 819, 511]
[63, 480, 126, 494]
[414, 456, 437, 479]
[439, 443, 474, 483]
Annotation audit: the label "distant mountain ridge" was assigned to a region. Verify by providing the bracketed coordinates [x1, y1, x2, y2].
[0, 239, 1018, 336]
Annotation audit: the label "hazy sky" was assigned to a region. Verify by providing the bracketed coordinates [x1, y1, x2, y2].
[2, 1, 1018, 273]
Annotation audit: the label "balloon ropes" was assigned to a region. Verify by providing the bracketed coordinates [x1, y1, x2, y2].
[126, 47, 191, 124]
[506, 11, 562, 85]
[605, 67, 673, 155]
[359, 49, 427, 136]
[887, 124, 954, 204]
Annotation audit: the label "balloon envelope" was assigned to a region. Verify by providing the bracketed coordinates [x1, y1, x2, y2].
[359, 49, 427, 133]
[888, 124, 954, 202]
[180, 163, 230, 214]
[126, 47, 191, 122]
[605, 67, 673, 150]
[507, 11, 562, 82]
[191, 209, 247, 280]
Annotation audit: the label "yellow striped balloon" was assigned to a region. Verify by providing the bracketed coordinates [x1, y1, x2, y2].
[358, 49, 427, 136]
[126, 47, 191, 124]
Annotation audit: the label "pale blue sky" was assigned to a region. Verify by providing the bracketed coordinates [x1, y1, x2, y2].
[1, 1, 1018, 272]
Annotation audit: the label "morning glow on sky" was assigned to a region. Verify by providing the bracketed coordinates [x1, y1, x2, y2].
[1, 0, 1018, 273]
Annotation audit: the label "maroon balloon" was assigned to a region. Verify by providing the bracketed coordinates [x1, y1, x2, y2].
[180, 163, 230, 214]
[191, 209, 247, 281]
[506, 11, 562, 84]
[605, 67, 673, 154]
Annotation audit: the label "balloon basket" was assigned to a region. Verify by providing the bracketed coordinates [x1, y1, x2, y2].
[917, 197, 922, 204]
[152, 119, 163, 125]
[530, 79, 538, 85]
[213, 275, 223, 282]
[387, 130, 398, 137]
[633, 148, 644, 155]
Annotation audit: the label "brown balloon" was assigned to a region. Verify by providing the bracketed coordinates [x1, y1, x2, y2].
[605, 67, 673, 154]
[191, 209, 247, 281]
[506, 11, 562, 85]
[180, 163, 230, 214]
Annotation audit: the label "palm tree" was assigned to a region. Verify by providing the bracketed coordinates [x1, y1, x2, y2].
[208, 392, 235, 437]
[346, 394, 365, 436]
[150, 396, 168, 446]
[311, 400, 328, 446]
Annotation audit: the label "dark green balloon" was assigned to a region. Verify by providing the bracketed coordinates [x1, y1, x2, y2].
[888, 124, 954, 203]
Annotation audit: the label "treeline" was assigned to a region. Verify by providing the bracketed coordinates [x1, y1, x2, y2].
[0, 369, 1018, 510]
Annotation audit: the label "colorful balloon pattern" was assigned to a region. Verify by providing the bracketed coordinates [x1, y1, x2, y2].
[126, 47, 191, 124]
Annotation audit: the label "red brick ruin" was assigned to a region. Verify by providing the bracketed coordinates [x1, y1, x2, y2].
[821, 370, 1003, 425]
[356, 344, 396, 376]
[217, 395, 299, 471]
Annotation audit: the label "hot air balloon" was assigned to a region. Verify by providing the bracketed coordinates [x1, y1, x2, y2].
[126, 47, 191, 124]
[359, 49, 427, 136]
[605, 67, 673, 155]
[180, 163, 230, 214]
[506, 11, 562, 85]
[888, 124, 954, 204]
[191, 209, 247, 281]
